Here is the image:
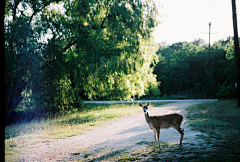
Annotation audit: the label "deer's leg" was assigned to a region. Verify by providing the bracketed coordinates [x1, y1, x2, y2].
[174, 125, 184, 149]
[157, 129, 161, 153]
[153, 131, 156, 152]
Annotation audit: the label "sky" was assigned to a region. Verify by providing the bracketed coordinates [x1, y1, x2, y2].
[152, 0, 240, 45]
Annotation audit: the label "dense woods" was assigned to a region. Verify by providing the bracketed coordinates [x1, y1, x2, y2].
[154, 38, 237, 99]
[4, 0, 238, 123]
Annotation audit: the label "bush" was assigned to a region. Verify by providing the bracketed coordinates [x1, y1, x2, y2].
[216, 85, 237, 99]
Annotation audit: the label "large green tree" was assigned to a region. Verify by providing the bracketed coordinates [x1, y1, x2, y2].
[5, 0, 160, 123]
[61, 0, 160, 100]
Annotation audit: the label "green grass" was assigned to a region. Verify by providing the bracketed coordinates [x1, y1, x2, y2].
[5, 102, 170, 161]
[101, 140, 240, 162]
[186, 99, 240, 155]
[118, 156, 141, 161]
[99, 141, 181, 162]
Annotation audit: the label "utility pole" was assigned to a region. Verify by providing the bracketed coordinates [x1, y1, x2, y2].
[202, 22, 218, 69]
[231, 0, 240, 107]
[208, 22, 211, 68]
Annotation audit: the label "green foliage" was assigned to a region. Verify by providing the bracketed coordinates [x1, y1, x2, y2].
[216, 85, 237, 99]
[83, 37, 160, 100]
[5, 0, 160, 119]
[154, 38, 237, 99]
[62, 0, 160, 101]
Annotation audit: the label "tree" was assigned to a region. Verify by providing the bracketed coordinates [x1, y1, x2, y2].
[60, 0, 160, 100]
[5, 0, 161, 123]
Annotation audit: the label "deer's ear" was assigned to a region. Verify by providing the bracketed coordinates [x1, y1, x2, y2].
[146, 102, 150, 106]
[139, 103, 143, 107]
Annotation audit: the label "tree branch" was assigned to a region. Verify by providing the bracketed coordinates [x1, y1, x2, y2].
[101, 14, 107, 29]
[28, 10, 37, 25]
[12, 0, 23, 21]
[92, 14, 108, 30]
[62, 37, 77, 52]
[5, 79, 25, 124]
[28, 1, 52, 25]
[5, 95, 23, 124]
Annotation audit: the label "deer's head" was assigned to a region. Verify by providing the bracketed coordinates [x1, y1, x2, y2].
[139, 102, 150, 113]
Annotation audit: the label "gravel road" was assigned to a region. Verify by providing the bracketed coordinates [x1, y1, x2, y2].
[20, 101, 212, 161]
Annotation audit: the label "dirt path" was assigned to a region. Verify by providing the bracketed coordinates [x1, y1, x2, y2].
[20, 101, 209, 161]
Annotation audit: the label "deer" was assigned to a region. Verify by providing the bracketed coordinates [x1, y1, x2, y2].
[139, 102, 184, 153]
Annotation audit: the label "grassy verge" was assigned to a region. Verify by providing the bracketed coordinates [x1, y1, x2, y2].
[185, 99, 240, 156]
[77, 140, 238, 162]
[81, 140, 239, 162]
[5, 102, 169, 161]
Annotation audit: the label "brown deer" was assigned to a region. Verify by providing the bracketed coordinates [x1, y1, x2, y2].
[139, 102, 184, 152]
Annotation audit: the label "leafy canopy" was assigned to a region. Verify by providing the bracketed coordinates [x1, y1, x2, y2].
[5, 0, 160, 118]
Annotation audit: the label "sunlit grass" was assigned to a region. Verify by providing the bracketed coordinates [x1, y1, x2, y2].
[186, 99, 240, 155]
[5, 102, 170, 161]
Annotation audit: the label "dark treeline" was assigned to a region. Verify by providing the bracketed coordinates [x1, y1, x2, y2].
[154, 38, 237, 99]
